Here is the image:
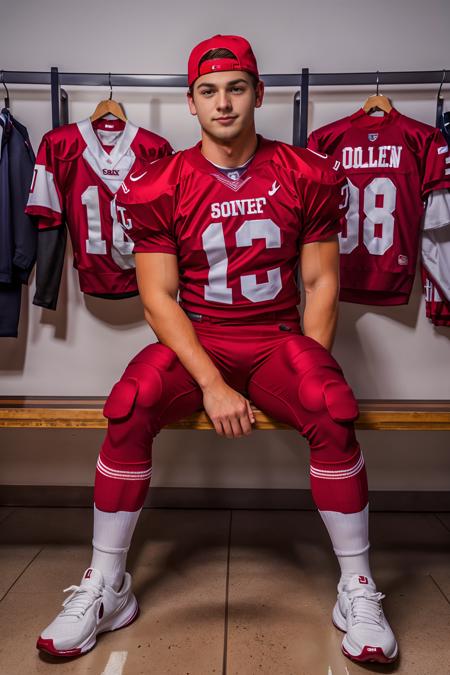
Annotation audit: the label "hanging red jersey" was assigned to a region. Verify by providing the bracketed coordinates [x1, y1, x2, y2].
[308, 107, 450, 305]
[25, 117, 173, 306]
[421, 264, 450, 326]
[114, 135, 347, 323]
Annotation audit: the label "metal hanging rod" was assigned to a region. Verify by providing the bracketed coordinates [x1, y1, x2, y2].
[0, 71, 52, 85]
[1, 69, 447, 88]
[306, 70, 448, 86]
[0, 71, 301, 87]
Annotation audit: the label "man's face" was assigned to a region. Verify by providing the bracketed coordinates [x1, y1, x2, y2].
[187, 70, 264, 143]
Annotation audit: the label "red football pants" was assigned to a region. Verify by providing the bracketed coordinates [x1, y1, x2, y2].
[95, 318, 367, 514]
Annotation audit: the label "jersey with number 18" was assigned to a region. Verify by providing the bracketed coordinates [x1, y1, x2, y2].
[308, 107, 450, 305]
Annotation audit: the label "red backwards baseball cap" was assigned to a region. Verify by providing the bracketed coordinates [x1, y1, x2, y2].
[188, 34, 259, 87]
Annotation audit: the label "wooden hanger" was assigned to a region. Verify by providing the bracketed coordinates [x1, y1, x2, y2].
[362, 71, 392, 114]
[363, 94, 392, 114]
[90, 73, 127, 122]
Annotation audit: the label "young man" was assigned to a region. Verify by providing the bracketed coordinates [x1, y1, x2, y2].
[37, 35, 398, 665]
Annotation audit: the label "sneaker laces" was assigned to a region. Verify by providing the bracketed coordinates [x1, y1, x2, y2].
[60, 583, 103, 619]
[349, 590, 386, 628]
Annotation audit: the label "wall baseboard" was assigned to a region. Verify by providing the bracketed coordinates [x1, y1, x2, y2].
[0, 486, 449, 511]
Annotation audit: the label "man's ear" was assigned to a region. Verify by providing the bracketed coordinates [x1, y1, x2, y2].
[255, 80, 265, 109]
[187, 90, 197, 116]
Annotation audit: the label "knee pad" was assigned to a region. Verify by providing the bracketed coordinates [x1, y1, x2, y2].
[103, 343, 179, 422]
[282, 340, 359, 423]
[103, 365, 163, 422]
[103, 376, 140, 421]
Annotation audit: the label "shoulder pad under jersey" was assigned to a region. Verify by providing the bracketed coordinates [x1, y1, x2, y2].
[41, 123, 89, 161]
[273, 141, 344, 185]
[117, 150, 183, 205]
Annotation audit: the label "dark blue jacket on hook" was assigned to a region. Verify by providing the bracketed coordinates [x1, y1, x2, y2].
[0, 108, 36, 337]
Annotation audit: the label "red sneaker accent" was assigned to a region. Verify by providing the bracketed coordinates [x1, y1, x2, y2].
[342, 643, 397, 664]
[358, 575, 368, 584]
[36, 637, 82, 658]
[84, 569, 92, 579]
[121, 603, 140, 628]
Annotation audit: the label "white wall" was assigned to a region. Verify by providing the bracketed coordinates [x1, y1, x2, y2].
[0, 0, 449, 490]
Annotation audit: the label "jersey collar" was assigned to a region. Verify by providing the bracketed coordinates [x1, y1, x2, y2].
[349, 106, 399, 129]
[184, 134, 277, 175]
[77, 117, 139, 169]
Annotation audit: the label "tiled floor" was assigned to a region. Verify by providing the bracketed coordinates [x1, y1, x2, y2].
[0, 507, 449, 674]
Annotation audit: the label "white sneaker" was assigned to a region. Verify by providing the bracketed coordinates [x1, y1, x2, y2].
[332, 574, 398, 664]
[37, 568, 139, 657]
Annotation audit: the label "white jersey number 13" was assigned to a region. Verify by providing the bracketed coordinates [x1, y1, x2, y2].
[202, 218, 282, 304]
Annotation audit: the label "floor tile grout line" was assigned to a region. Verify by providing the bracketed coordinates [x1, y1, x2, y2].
[433, 512, 450, 535]
[429, 573, 450, 606]
[0, 546, 44, 602]
[222, 510, 233, 675]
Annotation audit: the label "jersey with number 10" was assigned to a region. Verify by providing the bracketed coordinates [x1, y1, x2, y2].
[308, 108, 450, 305]
[115, 135, 346, 323]
[26, 118, 172, 298]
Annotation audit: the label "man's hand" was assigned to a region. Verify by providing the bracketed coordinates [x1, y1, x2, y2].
[202, 380, 256, 438]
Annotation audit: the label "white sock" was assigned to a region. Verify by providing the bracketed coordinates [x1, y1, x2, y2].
[90, 505, 142, 591]
[318, 504, 373, 582]
[337, 551, 372, 580]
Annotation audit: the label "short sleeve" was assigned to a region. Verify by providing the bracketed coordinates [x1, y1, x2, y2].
[306, 130, 321, 153]
[300, 170, 348, 245]
[423, 189, 450, 232]
[25, 134, 63, 230]
[157, 139, 174, 160]
[114, 166, 177, 255]
[421, 128, 450, 199]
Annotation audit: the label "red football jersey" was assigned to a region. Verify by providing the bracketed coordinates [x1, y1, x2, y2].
[308, 108, 450, 305]
[421, 264, 450, 327]
[114, 135, 346, 322]
[26, 118, 172, 297]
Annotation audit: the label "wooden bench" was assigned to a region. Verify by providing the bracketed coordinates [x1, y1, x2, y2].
[1, 397, 449, 511]
[1, 397, 450, 430]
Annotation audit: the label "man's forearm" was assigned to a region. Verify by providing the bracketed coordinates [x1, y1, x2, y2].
[144, 295, 223, 390]
[302, 284, 339, 351]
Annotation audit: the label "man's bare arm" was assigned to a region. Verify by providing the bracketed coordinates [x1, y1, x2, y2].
[299, 237, 340, 351]
[135, 252, 255, 437]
